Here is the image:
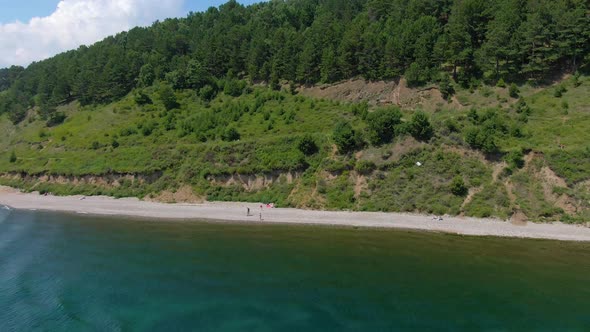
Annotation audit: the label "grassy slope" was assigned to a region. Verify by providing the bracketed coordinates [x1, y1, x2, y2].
[0, 88, 358, 174]
[1, 75, 589, 222]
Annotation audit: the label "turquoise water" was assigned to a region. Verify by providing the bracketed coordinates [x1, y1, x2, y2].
[0, 208, 589, 331]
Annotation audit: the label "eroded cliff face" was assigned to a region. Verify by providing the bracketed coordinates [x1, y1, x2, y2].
[207, 171, 302, 191]
[1, 171, 161, 188]
[0, 170, 303, 204]
[298, 78, 470, 110]
[1, 150, 588, 223]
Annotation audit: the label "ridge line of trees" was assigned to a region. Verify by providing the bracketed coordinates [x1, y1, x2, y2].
[0, 0, 589, 124]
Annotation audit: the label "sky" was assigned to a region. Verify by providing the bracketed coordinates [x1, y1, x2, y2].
[0, 0, 264, 68]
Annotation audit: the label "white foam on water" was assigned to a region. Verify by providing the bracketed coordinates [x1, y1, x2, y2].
[0, 205, 11, 224]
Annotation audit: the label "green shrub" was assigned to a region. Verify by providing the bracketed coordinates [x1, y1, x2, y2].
[561, 100, 569, 110]
[352, 101, 369, 119]
[325, 173, 356, 209]
[46, 112, 67, 127]
[480, 133, 498, 154]
[509, 83, 519, 98]
[444, 119, 460, 133]
[289, 81, 298, 95]
[496, 78, 506, 88]
[316, 179, 327, 194]
[463, 108, 507, 154]
[297, 134, 318, 155]
[514, 98, 530, 115]
[134, 90, 153, 105]
[120, 127, 137, 136]
[467, 108, 479, 123]
[509, 124, 524, 138]
[439, 75, 455, 100]
[471, 206, 493, 218]
[158, 84, 179, 110]
[450, 176, 468, 196]
[222, 127, 241, 142]
[366, 107, 402, 146]
[409, 111, 434, 141]
[333, 121, 358, 154]
[141, 122, 155, 136]
[224, 79, 246, 97]
[464, 126, 481, 148]
[199, 85, 217, 101]
[9, 150, 16, 163]
[324, 159, 353, 174]
[573, 71, 581, 87]
[355, 160, 376, 175]
[554, 85, 567, 98]
[8, 105, 26, 124]
[480, 86, 493, 97]
[505, 150, 524, 169]
[540, 207, 564, 218]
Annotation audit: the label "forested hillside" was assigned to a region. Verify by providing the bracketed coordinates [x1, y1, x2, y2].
[1, 0, 589, 120]
[0, 0, 589, 223]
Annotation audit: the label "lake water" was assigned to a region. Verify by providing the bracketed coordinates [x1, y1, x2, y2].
[1, 207, 589, 331]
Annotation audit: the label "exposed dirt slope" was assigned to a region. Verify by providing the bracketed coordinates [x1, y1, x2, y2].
[299, 78, 464, 110]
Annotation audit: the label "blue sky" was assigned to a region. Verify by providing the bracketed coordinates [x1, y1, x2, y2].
[0, 2, 56, 23]
[186, 0, 264, 16]
[0, 0, 263, 24]
[0, 0, 265, 67]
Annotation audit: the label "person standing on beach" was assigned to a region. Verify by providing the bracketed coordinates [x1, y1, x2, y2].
[259, 212, 263, 221]
[247, 207, 250, 216]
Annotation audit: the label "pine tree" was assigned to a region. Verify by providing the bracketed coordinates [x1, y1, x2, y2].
[320, 46, 338, 83]
[297, 36, 319, 84]
[478, 0, 523, 78]
[138, 64, 155, 87]
[519, 6, 556, 80]
[158, 84, 179, 111]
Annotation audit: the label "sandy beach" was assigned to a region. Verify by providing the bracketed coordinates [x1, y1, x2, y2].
[1, 186, 589, 242]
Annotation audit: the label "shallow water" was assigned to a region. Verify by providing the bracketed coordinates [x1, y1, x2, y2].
[0, 208, 589, 331]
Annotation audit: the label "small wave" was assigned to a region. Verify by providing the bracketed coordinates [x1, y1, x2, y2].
[0, 205, 12, 224]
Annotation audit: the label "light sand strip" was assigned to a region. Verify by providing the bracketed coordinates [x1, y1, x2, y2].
[1, 186, 589, 242]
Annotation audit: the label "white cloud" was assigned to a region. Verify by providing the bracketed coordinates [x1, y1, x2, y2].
[0, 0, 184, 68]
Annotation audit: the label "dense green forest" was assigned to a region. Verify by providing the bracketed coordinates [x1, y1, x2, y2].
[0, 0, 590, 223]
[1, 0, 589, 122]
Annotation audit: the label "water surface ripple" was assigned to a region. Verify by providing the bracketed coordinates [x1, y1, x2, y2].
[0, 209, 589, 331]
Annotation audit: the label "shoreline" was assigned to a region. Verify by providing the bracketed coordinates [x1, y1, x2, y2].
[1, 186, 590, 242]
